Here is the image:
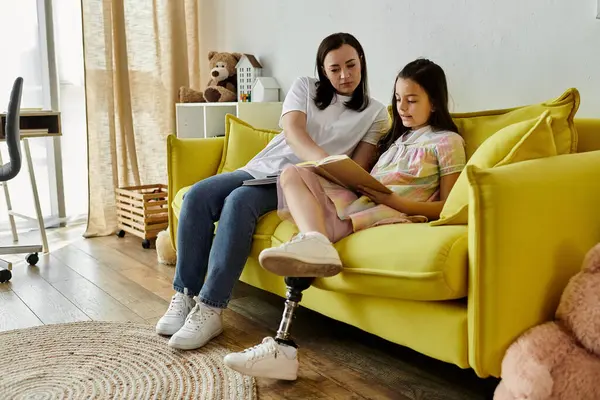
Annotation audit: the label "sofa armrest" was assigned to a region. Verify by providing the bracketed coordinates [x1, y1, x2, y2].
[167, 135, 224, 245]
[466, 150, 600, 378]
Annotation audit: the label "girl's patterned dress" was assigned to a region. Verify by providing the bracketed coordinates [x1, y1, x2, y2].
[277, 125, 467, 242]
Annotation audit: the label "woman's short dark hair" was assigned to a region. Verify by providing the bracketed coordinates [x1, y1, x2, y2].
[313, 32, 369, 112]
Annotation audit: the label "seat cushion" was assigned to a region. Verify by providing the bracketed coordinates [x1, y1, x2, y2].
[273, 221, 468, 301]
[174, 185, 466, 301]
[172, 185, 188, 217]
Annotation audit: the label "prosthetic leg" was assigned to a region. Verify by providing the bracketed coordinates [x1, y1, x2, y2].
[274, 277, 315, 347]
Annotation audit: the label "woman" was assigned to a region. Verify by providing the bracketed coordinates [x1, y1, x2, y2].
[156, 32, 390, 351]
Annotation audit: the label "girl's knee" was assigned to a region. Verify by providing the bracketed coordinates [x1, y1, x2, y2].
[279, 165, 300, 188]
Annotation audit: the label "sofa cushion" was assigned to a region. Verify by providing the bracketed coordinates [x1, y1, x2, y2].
[218, 114, 280, 174]
[174, 184, 467, 301]
[451, 88, 579, 159]
[273, 221, 468, 301]
[433, 111, 558, 226]
[386, 88, 579, 159]
[172, 186, 187, 217]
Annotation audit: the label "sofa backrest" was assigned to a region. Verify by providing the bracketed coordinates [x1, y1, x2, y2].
[386, 88, 591, 160]
[242, 90, 597, 163]
[574, 119, 600, 153]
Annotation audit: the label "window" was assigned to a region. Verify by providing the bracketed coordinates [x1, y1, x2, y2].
[0, 0, 87, 233]
[0, 0, 46, 109]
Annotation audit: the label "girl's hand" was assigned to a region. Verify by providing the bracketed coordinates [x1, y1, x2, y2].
[357, 185, 399, 208]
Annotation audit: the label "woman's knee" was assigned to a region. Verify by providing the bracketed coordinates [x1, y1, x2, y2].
[183, 180, 208, 205]
[221, 187, 259, 222]
[181, 180, 216, 219]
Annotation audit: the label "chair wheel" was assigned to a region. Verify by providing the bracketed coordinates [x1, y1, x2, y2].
[26, 253, 39, 265]
[142, 239, 151, 249]
[117, 230, 125, 238]
[0, 269, 12, 283]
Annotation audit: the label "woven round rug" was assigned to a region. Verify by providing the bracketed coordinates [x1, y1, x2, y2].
[0, 321, 256, 399]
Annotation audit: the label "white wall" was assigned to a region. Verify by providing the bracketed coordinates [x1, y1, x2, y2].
[200, 0, 600, 117]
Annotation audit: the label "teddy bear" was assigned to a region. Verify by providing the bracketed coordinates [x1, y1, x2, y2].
[179, 51, 241, 103]
[494, 242, 600, 400]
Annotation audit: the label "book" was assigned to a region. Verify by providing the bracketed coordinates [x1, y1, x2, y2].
[242, 175, 279, 186]
[241, 155, 391, 194]
[298, 155, 392, 194]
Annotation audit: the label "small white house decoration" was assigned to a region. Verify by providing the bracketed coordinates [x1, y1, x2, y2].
[235, 54, 263, 102]
[251, 77, 280, 102]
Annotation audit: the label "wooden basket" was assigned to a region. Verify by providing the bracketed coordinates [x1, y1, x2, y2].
[115, 184, 168, 248]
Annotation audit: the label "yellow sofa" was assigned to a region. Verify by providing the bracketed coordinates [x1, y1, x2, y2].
[167, 107, 600, 378]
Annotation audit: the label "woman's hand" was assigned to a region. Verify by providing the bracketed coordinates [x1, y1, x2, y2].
[282, 111, 329, 161]
[358, 186, 401, 209]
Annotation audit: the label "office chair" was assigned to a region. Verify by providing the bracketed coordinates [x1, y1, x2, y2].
[0, 77, 43, 283]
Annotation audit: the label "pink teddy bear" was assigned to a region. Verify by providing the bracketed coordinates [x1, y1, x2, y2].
[495, 243, 600, 399]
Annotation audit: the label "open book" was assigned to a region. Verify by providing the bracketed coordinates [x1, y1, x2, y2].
[298, 155, 391, 194]
[242, 175, 279, 186]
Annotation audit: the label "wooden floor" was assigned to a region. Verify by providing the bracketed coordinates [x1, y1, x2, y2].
[0, 225, 499, 399]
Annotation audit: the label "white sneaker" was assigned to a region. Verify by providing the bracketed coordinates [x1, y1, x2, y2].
[224, 337, 298, 380]
[168, 300, 223, 350]
[259, 232, 342, 277]
[156, 291, 195, 336]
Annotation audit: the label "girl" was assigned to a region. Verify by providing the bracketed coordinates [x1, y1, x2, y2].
[155, 32, 390, 351]
[224, 58, 467, 380]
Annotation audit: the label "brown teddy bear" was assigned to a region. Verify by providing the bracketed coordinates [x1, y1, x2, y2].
[494, 242, 600, 400]
[179, 51, 241, 103]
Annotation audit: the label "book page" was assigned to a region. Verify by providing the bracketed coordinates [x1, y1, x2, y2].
[318, 154, 348, 164]
[297, 154, 348, 168]
[314, 156, 392, 194]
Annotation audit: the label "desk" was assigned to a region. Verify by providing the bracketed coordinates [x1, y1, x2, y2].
[0, 110, 61, 138]
[0, 111, 65, 251]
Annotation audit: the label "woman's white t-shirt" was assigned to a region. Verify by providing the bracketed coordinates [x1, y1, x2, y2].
[240, 76, 390, 178]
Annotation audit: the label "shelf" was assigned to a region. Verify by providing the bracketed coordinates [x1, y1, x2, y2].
[175, 102, 239, 107]
[175, 102, 282, 139]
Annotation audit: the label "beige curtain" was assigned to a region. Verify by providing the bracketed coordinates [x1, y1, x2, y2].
[81, 0, 201, 237]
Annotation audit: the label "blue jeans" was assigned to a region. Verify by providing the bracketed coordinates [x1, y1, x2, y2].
[173, 170, 278, 308]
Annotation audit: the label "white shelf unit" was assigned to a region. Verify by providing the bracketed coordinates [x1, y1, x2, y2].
[175, 102, 283, 138]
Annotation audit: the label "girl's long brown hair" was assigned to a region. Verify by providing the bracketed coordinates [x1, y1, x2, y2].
[378, 59, 458, 156]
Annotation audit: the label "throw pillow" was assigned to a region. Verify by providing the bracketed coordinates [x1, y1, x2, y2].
[452, 88, 579, 159]
[218, 114, 280, 174]
[431, 110, 557, 226]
